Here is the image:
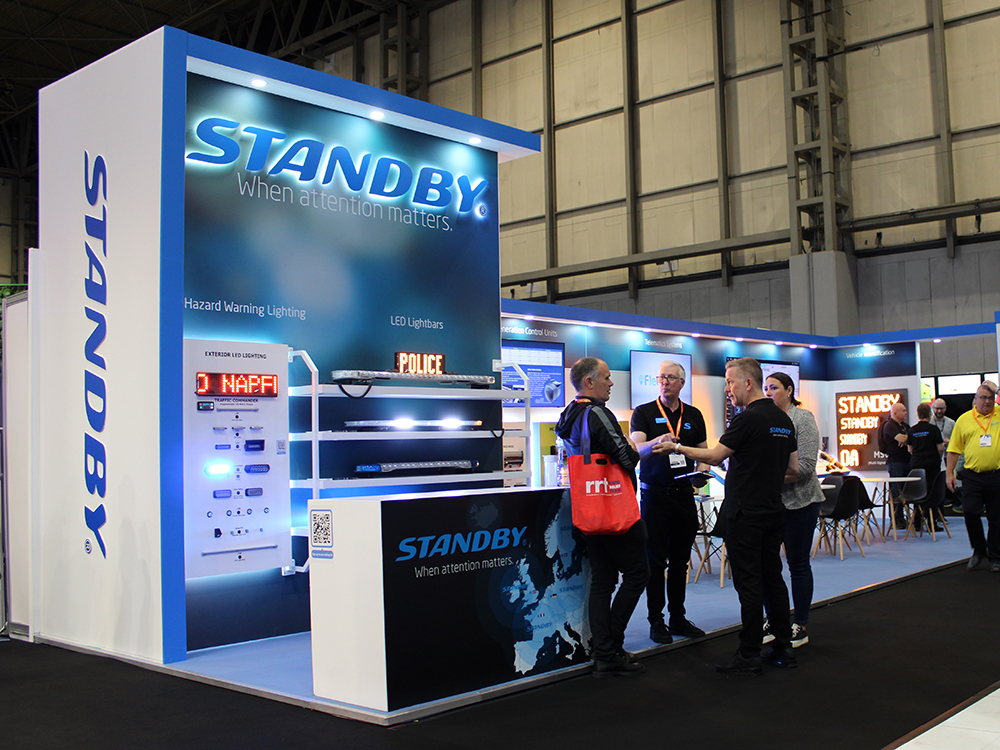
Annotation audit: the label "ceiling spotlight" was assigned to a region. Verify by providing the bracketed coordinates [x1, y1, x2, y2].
[642, 328, 652, 333]
[587, 322, 597, 327]
[933, 338, 942, 343]
[735, 337, 744, 343]
[691, 333, 701, 338]
[469, 137, 482, 145]
[775, 341, 783, 346]
[809, 344, 817, 349]
[250, 78, 267, 88]
[523, 315, 534, 321]
[370, 110, 385, 120]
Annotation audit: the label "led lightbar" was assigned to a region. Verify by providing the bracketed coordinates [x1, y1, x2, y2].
[329, 369, 495, 387]
[344, 419, 483, 430]
[355, 460, 479, 475]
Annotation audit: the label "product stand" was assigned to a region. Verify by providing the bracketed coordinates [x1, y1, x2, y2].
[24, 22, 539, 685]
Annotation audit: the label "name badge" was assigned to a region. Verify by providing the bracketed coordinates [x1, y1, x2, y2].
[669, 453, 686, 468]
[981, 434, 993, 447]
[655, 417, 668, 424]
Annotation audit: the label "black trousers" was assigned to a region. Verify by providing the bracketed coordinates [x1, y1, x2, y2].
[641, 487, 698, 624]
[725, 508, 792, 655]
[583, 519, 650, 661]
[960, 470, 1000, 561]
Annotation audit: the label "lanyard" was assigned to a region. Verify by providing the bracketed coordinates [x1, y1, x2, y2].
[656, 399, 684, 438]
[973, 407, 995, 435]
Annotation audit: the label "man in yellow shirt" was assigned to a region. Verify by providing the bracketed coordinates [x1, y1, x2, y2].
[946, 381, 1000, 571]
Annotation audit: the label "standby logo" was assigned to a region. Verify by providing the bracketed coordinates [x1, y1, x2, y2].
[395, 527, 527, 561]
[187, 118, 490, 214]
[84, 151, 110, 558]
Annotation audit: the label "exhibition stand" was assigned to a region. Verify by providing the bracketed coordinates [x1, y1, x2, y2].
[3, 23, 999, 727]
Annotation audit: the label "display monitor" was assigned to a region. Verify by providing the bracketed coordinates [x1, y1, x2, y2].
[501, 340, 566, 408]
[725, 358, 800, 425]
[630, 351, 693, 409]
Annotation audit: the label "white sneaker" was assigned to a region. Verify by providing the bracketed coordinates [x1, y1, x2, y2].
[762, 618, 775, 644]
[791, 623, 809, 648]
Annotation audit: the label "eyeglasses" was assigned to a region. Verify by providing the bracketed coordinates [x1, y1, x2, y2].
[656, 375, 683, 384]
[976, 394, 995, 401]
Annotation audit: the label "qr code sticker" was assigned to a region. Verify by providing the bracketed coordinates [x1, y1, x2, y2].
[311, 510, 333, 547]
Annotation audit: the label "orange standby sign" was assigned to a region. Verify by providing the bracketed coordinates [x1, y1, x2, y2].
[835, 390, 905, 469]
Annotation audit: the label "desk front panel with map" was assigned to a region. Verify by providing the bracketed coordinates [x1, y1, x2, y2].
[309, 486, 586, 711]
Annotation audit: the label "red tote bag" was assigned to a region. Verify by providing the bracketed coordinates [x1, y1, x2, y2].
[568, 406, 640, 534]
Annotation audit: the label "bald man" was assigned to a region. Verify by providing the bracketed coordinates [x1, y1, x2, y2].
[882, 401, 911, 526]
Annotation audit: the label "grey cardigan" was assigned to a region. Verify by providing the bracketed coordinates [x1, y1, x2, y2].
[782, 405, 824, 510]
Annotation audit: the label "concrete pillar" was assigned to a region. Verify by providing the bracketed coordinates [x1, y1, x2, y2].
[789, 250, 859, 337]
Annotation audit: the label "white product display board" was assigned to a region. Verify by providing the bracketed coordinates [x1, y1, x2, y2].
[182, 339, 292, 579]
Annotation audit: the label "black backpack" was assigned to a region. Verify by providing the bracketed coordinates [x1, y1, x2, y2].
[876, 415, 890, 454]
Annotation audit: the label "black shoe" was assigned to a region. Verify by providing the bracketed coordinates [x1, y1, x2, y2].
[669, 618, 706, 639]
[649, 621, 673, 645]
[617, 648, 639, 663]
[715, 650, 763, 676]
[991, 562, 1000, 573]
[593, 655, 645, 678]
[762, 646, 798, 669]
[968, 552, 985, 570]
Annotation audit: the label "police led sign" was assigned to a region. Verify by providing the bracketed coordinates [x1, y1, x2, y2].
[196, 372, 279, 397]
[396, 352, 445, 375]
[835, 389, 906, 469]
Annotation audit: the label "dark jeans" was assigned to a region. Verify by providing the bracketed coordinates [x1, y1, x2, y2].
[959, 470, 1000, 561]
[726, 509, 791, 655]
[762, 501, 820, 625]
[641, 487, 698, 624]
[583, 519, 650, 661]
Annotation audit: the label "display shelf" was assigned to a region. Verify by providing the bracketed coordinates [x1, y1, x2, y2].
[288, 429, 529, 442]
[288, 357, 533, 494]
[291, 470, 529, 490]
[288, 384, 525, 401]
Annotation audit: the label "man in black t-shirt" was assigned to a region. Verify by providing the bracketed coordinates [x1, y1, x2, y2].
[908, 402, 945, 531]
[630, 359, 709, 644]
[883, 401, 911, 526]
[661, 357, 799, 676]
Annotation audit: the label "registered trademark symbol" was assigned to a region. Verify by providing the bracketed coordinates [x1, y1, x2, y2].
[477, 204, 488, 217]
[85, 539, 92, 554]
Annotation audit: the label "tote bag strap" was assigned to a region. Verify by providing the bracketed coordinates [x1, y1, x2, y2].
[579, 406, 593, 465]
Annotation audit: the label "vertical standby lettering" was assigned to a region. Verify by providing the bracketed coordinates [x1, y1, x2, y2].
[84, 151, 107, 499]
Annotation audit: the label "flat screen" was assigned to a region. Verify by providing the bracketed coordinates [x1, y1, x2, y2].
[725, 358, 800, 425]
[501, 340, 565, 408]
[630, 351, 693, 409]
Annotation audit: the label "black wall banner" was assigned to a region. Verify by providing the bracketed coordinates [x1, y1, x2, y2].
[380, 488, 589, 710]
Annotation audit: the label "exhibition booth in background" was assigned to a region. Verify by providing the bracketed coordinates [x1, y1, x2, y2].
[1, 26, 998, 727]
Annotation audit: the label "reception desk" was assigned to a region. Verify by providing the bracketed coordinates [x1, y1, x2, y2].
[308, 486, 588, 712]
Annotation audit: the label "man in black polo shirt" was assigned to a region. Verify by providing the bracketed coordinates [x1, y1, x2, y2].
[630, 359, 709, 644]
[660, 357, 798, 675]
[883, 401, 911, 527]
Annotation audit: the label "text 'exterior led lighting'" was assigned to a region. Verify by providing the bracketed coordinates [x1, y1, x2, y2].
[250, 78, 267, 88]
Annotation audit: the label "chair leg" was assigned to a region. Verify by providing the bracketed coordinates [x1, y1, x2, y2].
[937, 509, 952, 539]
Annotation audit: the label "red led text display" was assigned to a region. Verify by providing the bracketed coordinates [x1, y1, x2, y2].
[196, 372, 280, 397]
[395, 352, 445, 375]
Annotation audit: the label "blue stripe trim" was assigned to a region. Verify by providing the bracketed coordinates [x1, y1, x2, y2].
[501, 299, 996, 349]
[159, 26, 188, 664]
[181, 30, 539, 154]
